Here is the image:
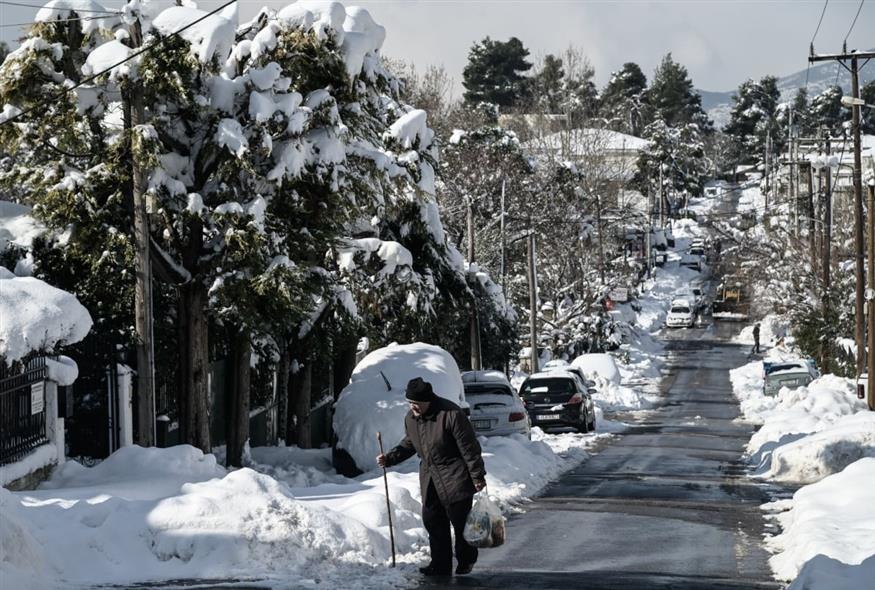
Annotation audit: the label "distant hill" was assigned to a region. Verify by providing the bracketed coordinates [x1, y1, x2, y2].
[698, 53, 875, 129]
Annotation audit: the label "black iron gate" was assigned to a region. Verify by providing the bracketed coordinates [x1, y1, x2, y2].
[0, 357, 48, 465]
[65, 337, 121, 460]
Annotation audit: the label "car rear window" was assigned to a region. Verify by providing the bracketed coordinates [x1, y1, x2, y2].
[520, 378, 575, 396]
[464, 385, 512, 396]
[671, 306, 690, 314]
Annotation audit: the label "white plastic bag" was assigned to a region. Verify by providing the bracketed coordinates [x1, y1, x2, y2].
[463, 490, 506, 548]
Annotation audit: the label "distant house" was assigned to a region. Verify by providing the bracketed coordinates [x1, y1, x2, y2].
[522, 128, 651, 182]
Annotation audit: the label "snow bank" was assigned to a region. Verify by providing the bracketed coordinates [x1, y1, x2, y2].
[0, 269, 93, 364]
[763, 412, 875, 483]
[571, 353, 620, 385]
[735, 313, 789, 347]
[2, 425, 603, 588]
[765, 458, 875, 584]
[333, 343, 465, 472]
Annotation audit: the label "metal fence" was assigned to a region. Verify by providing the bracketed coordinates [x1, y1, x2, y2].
[0, 357, 48, 465]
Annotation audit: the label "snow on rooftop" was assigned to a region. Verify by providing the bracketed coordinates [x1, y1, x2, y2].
[524, 128, 651, 155]
[0, 267, 93, 364]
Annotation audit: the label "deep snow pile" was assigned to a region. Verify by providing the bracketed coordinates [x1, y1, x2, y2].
[730, 358, 870, 480]
[763, 458, 875, 588]
[735, 313, 789, 347]
[730, 351, 875, 589]
[1, 426, 602, 588]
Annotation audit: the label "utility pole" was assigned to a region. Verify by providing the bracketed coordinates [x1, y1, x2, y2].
[867, 181, 875, 410]
[126, 16, 155, 446]
[466, 197, 482, 371]
[527, 230, 539, 375]
[788, 110, 797, 236]
[658, 166, 665, 227]
[500, 178, 506, 291]
[810, 48, 875, 376]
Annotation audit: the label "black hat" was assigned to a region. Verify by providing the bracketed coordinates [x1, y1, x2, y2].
[405, 377, 436, 402]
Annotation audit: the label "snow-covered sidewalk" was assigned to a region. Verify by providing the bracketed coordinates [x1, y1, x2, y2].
[729, 351, 875, 589]
[2, 426, 606, 589]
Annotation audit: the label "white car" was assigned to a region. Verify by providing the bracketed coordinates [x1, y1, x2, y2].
[462, 370, 531, 438]
[666, 298, 696, 328]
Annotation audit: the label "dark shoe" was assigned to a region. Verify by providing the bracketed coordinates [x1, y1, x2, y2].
[455, 562, 475, 575]
[419, 564, 452, 576]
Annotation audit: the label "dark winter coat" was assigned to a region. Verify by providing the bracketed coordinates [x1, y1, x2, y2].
[384, 396, 486, 505]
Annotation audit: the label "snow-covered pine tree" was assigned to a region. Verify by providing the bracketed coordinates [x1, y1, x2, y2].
[599, 62, 650, 137]
[0, 2, 138, 369]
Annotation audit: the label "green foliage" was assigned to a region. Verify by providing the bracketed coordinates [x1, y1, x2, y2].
[462, 36, 533, 108]
[646, 53, 711, 131]
[599, 62, 651, 136]
[723, 76, 782, 165]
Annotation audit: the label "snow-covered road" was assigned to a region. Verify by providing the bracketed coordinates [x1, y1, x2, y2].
[457, 326, 787, 590]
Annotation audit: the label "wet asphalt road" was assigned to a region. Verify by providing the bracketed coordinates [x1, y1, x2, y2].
[426, 321, 789, 589]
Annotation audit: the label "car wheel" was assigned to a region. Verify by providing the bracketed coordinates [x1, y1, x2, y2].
[577, 411, 590, 434]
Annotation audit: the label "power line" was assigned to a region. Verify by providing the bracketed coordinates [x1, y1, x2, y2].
[806, 0, 830, 91]
[844, 0, 865, 43]
[811, 0, 830, 44]
[0, 15, 105, 28]
[0, 0, 118, 13]
[0, 0, 238, 128]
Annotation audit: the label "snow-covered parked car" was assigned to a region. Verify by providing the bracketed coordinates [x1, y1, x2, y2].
[332, 343, 466, 475]
[666, 298, 696, 328]
[462, 371, 531, 439]
[763, 359, 820, 396]
[570, 353, 620, 386]
[519, 370, 596, 433]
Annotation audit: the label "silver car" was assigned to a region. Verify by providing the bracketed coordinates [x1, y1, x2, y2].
[462, 370, 531, 438]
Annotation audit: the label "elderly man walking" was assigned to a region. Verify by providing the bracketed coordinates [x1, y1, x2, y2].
[377, 377, 487, 577]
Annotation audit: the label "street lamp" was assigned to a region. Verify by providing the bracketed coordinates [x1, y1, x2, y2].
[841, 95, 875, 109]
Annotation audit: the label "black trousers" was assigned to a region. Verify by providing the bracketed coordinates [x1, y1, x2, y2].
[422, 480, 477, 571]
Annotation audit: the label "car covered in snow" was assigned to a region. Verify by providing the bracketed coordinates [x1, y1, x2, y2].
[666, 298, 696, 328]
[519, 371, 596, 433]
[332, 343, 467, 475]
[763, 359, 820, 396]
[462, 371, 531, 439]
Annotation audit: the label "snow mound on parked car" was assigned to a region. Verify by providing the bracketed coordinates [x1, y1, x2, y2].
[333, 342, 464, 472]
[571, 353, 620, 385]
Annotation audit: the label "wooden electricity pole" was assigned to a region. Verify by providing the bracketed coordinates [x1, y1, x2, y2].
[128, 18, 155, 446]
[467, 198, 482, 371]
[810, 49, 875, 376]
[527, 230, 539, 375]
[867, 182, 875, 410]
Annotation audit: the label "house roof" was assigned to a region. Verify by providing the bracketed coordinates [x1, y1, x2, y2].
[523, 128, 651, 155]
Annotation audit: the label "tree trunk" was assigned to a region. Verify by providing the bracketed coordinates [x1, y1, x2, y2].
[276, 338, 290, 444]
[225, 325, 251, 467]
[177, 282, 211, 453]
[333, 340, 358, 399]
[293, 363, 312, 449]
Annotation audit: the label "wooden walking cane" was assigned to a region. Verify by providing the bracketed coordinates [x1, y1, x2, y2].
[377, 431, 397, 567]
